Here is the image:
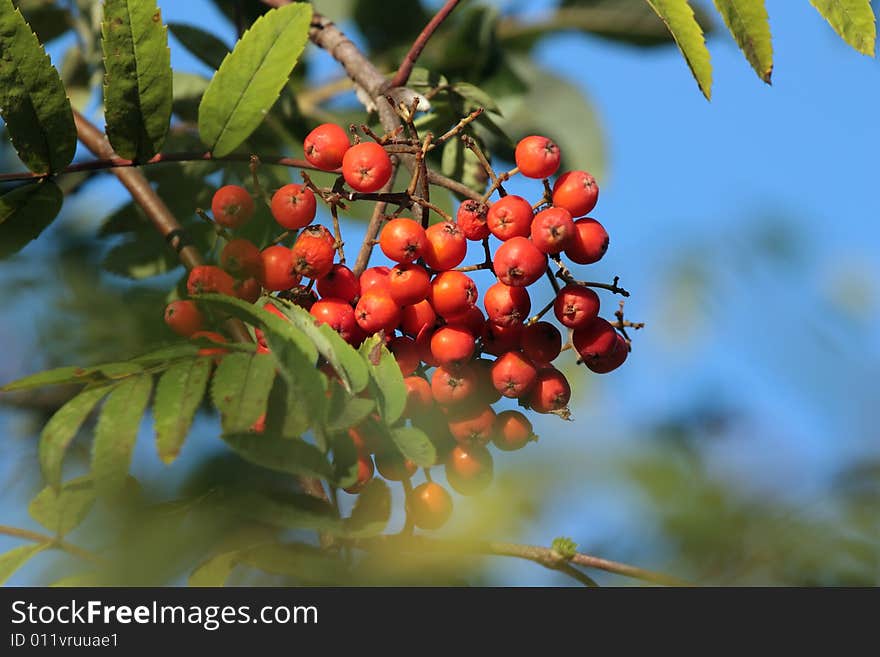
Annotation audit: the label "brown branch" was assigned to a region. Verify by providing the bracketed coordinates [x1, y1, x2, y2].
[354, 535, 690, 586]
[72, 112, 251, 343]
[0, 524, 104, 565]
[391, 0, 462, 88]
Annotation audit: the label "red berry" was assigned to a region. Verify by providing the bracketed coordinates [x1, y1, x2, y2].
[317, 264, 360, 303]
[360, 266, 392, 294]
[389, 335, 421, 375]
[456, 200, 490, 241]
[483, 282, 531, 328]
[587, 333, 629, 374]
[487, 195, 533, 241]
[491, 351, 538, 398]
[221, 238, 261, 279]
[259, 245, 300, 291]
[430, 325, 475, 368]
[552, 170, 599, 217]
[343, 454, 375, 494]
[566, 217, 609, 265]
[403, 375, 433, 417]
[529, 368, 571, 414]
[423, 221, 466, 271]
[492, 410, 535, 451]
[515, 135, 561, 179]
[554, 284, 600, 329]
[407, 482, 453, 530]
[292, 225, 336, 279]
[431, 363, 478, 406]
[572, 317, 618, 362]
[480, 321, 523, 357]
[211, 185, 254, 229]
[429, 270, 478, 318]
[388, 263, 430, 306]
[445, 305, 485, 337]
[270, 183, 317, 230]
[531, 206, 575, 254]
[521, 321, 562, 364]
[355, 289, 400, 334]
[164, 300, 204, 337]
[472, 358, 503, 405]
[310, 298, 360, 345]
[400, 299, 437, 337]
[375, 450, 417, 481]
[187, 265, 236, 297]
[304, 123, 350, 171]
[445, 443, 494, 495]
[379, 218, 427, 263]
[342, 141, 393, 192]
[414, 326, 439, 368]
[191, 330, 228, 358]
[446, 405, 495, 445]
[234, 277, 262, 303]
[492, 236, 547, 287]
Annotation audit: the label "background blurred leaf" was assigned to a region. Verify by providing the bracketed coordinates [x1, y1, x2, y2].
[168, 22, 230, 71]
[0, 181, 63, 258]
[0, 543, 46, 585]
[28, 476, 95, 537]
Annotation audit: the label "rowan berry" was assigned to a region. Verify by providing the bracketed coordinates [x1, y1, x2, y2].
[375, 450, 417, 481]
[355, 289, 400, 334]
[429, 270, 478, 318]
[430, 325, 475, 368]
[456, 200, 490, 241]
[389, 335, 421, 375]
[521, 321, 562, 364]
[431, 364, 478, 406]
[492, 237, 547, 287]
[187, 265, 236, 297]
[379, 218, 427, 263]
[586, 333, 629, 374]
[220, 238, 261, 279]
[292, 225, 336, 279]
[445, 443, 494, 495]
[566, 218, 609, 265]
[446, 405, 495, 445]
[515, 135, 561, 179]
[342, 141, 393, 192]
[343, 454, 375, 494]
[492, 410, 535, 451]
[164, 300, 204, 337]
[211, 185, 254, 228]
[491, 351, 538, 398]
[388, 263, 430, 306]
[423, 221, 467, 271]
[310, 298, 360, 344]
[270, 183, 316, 230]
[529, 368, 571, 413]
[403, 375, 433, 417]
[407, 482, 453, 530]
[572, 317, 618, 362]
[400, 299, 437, 337]
[360, 266, 392, 294]
[552, 170, 599, 217]
[531, 206, 575, 254]
[554, 284, 600, 329]
[487, 194, 533, 241]
[317, 264, 360, 303]
[259, 245, 300, 291]
[304, 123, 350, 171]
[484, 282, 531, 328]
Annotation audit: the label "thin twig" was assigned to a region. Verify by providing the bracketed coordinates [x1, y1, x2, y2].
[0, 524, 104, 565]
[391, 0, 462, 88]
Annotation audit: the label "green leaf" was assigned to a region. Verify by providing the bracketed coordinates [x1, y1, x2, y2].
[325, 384, 375, 433]
[329, 431, 360, 488]
[0, 543, 47, 585]
[154, 358, 212, 464]
[222, 433, 339, 482]
[452, 82, 502, 115]
[0, 180, 63, 258]
[233, 490, 342, 534]
[91, 373, 153, 497]
[101, 0, 173, 161]
[188, 551, 239, 586]
[39, 385, 112, 487]
[713, 0, 773, 83]
[809, 0, 876, 55]
[198, 3, 312, 157]
[265, 375, 310, 439]
[390, 426, 437, 468]
[168, 22, 230, 71]
[239, 542, 344, 583]
[359, 334, 407, 425]
[645, 0, 713, 99]
[0, 0, 76, 172]
[28, 476, 96, 537]
[211, 352, 275, 433]
[344, 479, 391, 537]
[273, 300, 369, 394]
[442, 136, 488, 196]
[102, 231, 180, 279]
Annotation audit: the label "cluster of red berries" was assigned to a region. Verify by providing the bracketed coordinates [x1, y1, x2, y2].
[163, 123, 629, 531]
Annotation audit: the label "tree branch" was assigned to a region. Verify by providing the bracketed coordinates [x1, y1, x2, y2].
[354, 535, 691, 586]
[391, 0, 462, 88]
[0, 524, 104, 565]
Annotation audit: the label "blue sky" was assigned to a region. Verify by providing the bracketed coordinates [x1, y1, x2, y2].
[1, 1, 878, 584]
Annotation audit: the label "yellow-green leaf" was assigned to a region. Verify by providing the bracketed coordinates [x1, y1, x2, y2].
[645, 0, 713, 99]
[713, 0, 773, 83]
[153, 358, 212, 464]
[809, 0, 876, 56]
[0, 543, 47, 585]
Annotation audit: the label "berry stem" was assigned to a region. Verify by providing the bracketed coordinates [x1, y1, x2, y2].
[435, 108, 484, 145]
[527, 298, 556, 325]
[390, 0, 463, 88]
[353, 159, 401, 276]
[248, 155, 271, 207]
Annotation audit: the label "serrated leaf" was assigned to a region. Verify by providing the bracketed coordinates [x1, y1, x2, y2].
[713, 0, 773, 83]
[809, 0, 876, 55]
[101, 0, 173, 161]
[359, 334, 407, 425]
[168, 22, 230, 71]
[154, 358, 212, 464]
[330, 431, 360, 488]
[265, 375, 309, 439]
[28, 476, 95, 537]
[645, 0, 713, 99]
[91, 374, 153, 497]
[344, 479, 391, 537]
[211, 352, 275, 433]
[0, 543, 47, 585]
[132, 343, 201, 364]
[198, 3, 312, 157]
[390, 426, 437, 468]
[223, 433, 340, 482]
[188, 551, 239, 586]
[325, 384, 375, 433]
[0, 0, 76, 172]
[273, 300, 369, 394]
[39, 385, 112, 487]
[0, 180, 63, 258]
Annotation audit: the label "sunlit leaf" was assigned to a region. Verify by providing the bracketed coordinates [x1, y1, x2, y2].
[645, 0, 713, 99]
